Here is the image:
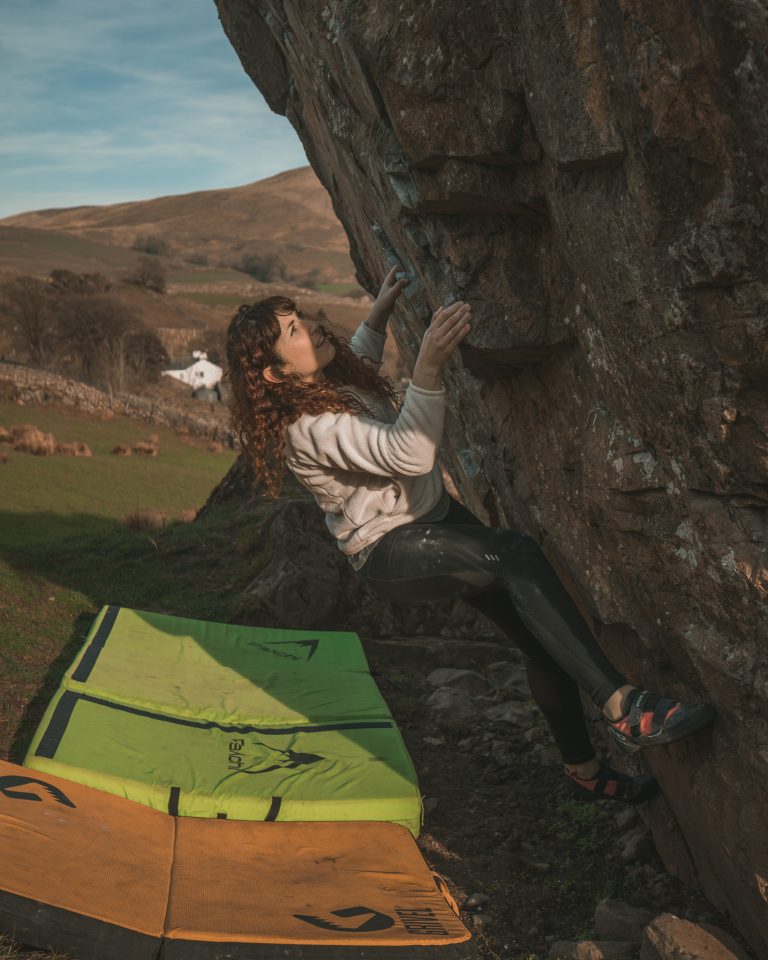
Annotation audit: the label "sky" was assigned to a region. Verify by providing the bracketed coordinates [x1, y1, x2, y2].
[0, 0, 310, 218]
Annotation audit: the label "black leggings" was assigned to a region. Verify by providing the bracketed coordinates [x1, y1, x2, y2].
[356, 496, 628, 765]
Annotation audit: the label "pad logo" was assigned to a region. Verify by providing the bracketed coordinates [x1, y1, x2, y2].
[245, 639, 319, 661]
[395, 907, 450, 936]
[227, 738, 324, 775]
[0, 775, 76, 809]
[294, 906, 394, 933]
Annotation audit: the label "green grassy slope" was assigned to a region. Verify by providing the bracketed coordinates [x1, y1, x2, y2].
[0, 401, 267, 767]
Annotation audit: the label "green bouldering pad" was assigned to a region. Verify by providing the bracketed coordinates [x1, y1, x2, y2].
[25, 606, 422, 834]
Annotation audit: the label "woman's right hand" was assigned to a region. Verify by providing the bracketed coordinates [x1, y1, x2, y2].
[415, 300, 472, 372]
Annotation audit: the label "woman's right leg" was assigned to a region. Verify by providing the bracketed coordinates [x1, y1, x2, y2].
[359, 500, 628, 711]
[359, 515, 659, 801]
[359, 498, 714, 755]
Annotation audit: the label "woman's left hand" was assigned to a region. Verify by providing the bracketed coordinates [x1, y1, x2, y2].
[368, 264, 409, 326]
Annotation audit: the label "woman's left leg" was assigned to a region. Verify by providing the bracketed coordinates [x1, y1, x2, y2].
[459, 586, 596, 765]
[461, 587, 657, 801]
[358, 497, 714, 795]
[360, 501, 628, 711]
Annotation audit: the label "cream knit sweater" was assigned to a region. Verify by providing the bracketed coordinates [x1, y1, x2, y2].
[283, 320, 447, 564]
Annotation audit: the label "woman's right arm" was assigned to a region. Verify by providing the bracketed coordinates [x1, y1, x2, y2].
[288, 301, 471, 477]
[412, 301, 471, 390]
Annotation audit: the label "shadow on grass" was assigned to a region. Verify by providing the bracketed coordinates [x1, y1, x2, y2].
[1, 501, 268, 757]
[0, 501, 255, 615]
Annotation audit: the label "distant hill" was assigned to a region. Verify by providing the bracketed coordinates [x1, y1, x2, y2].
[0, 166, 357, 284]
[0, 168, 409, 382]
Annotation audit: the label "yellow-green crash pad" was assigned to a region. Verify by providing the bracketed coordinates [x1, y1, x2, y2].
[25, 605, 422, 834]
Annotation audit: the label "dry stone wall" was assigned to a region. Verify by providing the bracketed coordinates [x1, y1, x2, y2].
[213, 1, 768, 953]
[0, 362, 232, 442]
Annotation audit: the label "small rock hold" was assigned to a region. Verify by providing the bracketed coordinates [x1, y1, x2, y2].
[471, 914, 489, 928]
[484, 700, 535, 726]
[620, 824, 654, 863]
[486, 660, 525, 688]
[423, 796, 438, 814]
[614, 807, 638, 830]
[426, 667, 491, 695]
[426, 686, 477, 727]
[422, 736, 445, 746]
[594, 898, 655, 941]
[524, 725, 545, 743]
[549, 940, 639, 959]
[465, 892, 490, 908]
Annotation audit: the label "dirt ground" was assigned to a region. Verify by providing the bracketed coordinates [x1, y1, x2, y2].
[360, 634, 753, 960]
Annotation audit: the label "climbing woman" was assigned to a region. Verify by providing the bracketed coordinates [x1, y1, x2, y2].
[225, 265, 716, 806]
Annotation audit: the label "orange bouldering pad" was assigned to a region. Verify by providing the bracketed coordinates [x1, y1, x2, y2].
[0, 760, 473, 959]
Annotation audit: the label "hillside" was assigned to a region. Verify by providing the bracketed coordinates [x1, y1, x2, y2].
[0, 166, 356, 283]
[0, 168, 410, 381]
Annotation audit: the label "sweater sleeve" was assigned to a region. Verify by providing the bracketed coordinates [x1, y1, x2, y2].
[348, 321, 386, 365]
[286, 382, 446, 477]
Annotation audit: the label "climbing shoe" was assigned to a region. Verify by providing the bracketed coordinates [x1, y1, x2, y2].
[606, 688, 716, 752]
[564, 762, 658, 805]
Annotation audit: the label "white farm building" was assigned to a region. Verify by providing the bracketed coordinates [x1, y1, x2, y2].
[162, 351, 222, 391]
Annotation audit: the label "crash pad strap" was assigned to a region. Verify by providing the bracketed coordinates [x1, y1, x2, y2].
[71, 604, 120, 682]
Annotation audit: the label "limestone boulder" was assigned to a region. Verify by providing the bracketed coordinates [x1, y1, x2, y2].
[640, 914, 752, 960]
[214, 2, 768, 953]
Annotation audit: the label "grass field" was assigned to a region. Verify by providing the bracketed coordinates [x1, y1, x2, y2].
[182, 291, 248, 307]
[0, 401, 271, 772]
[317, 282, 364, 296]
[0, 226, 138, 268]
[169, 268, 246, 284]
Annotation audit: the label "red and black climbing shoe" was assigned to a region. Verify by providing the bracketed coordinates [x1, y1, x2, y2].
[564, 763, 658, 805]
[606, 688, 716, 753]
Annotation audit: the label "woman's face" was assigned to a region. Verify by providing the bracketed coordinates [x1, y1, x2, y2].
[264, 308, 336, 384]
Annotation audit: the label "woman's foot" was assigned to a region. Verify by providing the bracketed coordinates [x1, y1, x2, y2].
[564, 762, 658, 805]
[605, 687, 716, 752]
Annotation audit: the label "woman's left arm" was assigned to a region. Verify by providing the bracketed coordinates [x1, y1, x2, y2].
[364, 264, 408, 333]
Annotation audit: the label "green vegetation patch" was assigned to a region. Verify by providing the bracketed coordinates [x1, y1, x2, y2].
[317, 283, 365, 296]
[0, 400, 236, 549]
[0, 227, 137, 267]
[169, 269, 245, 284]
[0, 495, 271, 765]
[183, 292, 247, 307]
[0, 400, 261, 768]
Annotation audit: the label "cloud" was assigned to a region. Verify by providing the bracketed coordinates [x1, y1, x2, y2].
[0, 0, 308, 217]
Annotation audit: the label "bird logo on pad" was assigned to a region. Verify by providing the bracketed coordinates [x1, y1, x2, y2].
[0, 775, 76, 808]
[294, 906, 395, 933]
[227, 738, 324, 775]
[245, 638, 320, 661]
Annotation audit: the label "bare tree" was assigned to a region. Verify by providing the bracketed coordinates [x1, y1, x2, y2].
[57, 294, 152, 392]
[132, 234, 171, 256]
[0, 275, 57, 367]
[50, 269, 112, 295]
[130, 256, 167, 293]
[239, 252, 288, 282]
[123, 327, 170, 385]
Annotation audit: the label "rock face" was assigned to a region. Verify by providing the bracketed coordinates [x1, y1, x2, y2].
[213, 1, 768, 953]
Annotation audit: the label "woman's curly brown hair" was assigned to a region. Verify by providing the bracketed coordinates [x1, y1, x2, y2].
[225, 295, 403, 500]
